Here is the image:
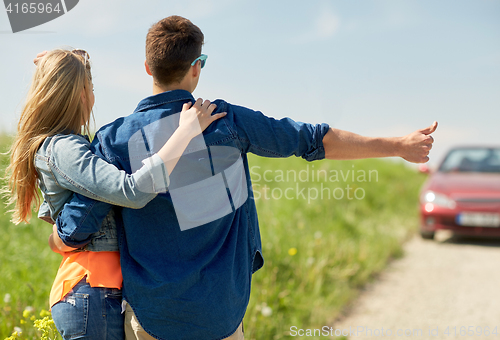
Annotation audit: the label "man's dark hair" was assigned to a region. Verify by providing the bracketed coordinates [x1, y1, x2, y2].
[146, 16, 204, 86]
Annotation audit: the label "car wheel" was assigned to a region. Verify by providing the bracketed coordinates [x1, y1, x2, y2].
[420, 230, 435, 240]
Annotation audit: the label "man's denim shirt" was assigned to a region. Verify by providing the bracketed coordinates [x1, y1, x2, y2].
[57, 90, 329, 340]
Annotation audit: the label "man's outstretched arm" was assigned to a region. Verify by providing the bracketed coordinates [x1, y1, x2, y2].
[322, 122, 437, 163]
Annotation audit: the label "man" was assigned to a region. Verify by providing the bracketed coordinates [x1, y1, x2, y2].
[56, 15, 436, 340]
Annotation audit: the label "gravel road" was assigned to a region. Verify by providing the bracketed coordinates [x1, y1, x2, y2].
[334, 231, 500, 340]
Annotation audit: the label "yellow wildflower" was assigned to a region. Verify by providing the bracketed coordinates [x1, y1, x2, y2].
[34, 316, 57, 340]
[39, 309, 51, 317]
[5, 330, 20, 340]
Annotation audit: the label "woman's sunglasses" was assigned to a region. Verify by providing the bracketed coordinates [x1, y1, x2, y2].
[72, 49, 90, 65]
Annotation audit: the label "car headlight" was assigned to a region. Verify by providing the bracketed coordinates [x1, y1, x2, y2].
[421, 191, 456, 209]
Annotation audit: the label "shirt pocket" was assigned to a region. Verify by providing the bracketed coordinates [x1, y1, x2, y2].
[52, 292, 89, 339]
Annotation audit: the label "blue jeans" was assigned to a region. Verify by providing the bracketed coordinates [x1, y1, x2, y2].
[51, 279, 124, 340]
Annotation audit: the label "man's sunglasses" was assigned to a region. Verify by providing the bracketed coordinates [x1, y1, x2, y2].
[191, 54, 208, 69]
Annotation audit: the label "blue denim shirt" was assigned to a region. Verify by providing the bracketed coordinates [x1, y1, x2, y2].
[35, 134, 166, 251]
[57, 90, 330, 340]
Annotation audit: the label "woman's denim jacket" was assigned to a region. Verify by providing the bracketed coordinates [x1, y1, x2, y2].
[35, 134, 166, 251]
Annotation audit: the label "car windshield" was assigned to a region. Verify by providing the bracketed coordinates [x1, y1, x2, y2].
[439, 148, 500, 173]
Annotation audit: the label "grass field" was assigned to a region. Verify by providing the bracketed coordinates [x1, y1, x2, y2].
[0, 135, 426, 340]
[0, 135, 62, 339]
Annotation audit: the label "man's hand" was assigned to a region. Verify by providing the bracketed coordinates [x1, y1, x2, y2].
[48, 223, 78, 254]
[399, 121, 438, 163]
[322, 121, 438, 163]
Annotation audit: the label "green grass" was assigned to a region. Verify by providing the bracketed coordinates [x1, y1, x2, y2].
[0, 135, 426, 339]
[0, 135, 62, 339]
[242, 155, 425, 340]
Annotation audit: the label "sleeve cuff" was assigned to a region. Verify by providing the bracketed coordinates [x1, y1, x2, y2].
[141, 154, 170, 193]
[303, 123, 330, 162]
[38, 200, 54, 224]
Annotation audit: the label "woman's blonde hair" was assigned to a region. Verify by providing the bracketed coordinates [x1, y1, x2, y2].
[5, 49, 94, 224]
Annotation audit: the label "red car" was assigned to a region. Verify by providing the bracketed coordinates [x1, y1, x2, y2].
[419, 146, 500, 240]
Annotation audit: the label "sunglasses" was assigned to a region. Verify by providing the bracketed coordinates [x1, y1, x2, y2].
[72, 49, 90, 65]
[191, 54, 208, 69]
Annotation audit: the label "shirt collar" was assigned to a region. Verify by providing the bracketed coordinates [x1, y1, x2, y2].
[133, 90, 195, 113]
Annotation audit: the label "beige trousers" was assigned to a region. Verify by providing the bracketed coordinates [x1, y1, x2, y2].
[124, 302, 244, 340]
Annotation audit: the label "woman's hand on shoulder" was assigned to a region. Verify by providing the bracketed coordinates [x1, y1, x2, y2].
[178, 98, 227, 138]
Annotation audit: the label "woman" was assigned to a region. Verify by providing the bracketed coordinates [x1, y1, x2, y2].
[5, 48, 225, 339]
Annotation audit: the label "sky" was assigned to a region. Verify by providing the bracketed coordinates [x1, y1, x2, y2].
[0, 0, 499, 166]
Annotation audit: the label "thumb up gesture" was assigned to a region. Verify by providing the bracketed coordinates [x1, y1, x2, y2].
[400, 122, 438, 163]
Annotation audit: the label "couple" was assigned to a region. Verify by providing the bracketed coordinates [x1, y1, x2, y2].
[7, 15, 437, 340]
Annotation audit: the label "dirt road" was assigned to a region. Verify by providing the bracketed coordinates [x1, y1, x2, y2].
[334, 232, 500, 340]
